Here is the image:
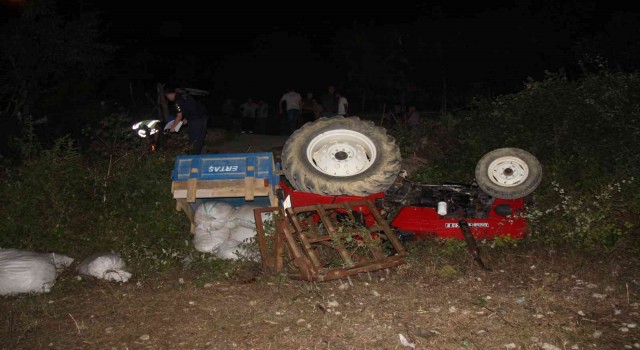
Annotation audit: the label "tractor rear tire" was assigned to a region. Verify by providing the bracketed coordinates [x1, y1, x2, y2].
[281, 116, 401, 196]
[475, 148, 542, 199]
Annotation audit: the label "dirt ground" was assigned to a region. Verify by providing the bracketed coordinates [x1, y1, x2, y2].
[2, 244, 639, 350]
[2, 130, 639, 350]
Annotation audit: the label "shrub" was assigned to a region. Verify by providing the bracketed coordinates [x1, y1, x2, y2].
[0, 136, 98, 254]
[455, 71, 640, 188]
[0, 133, 196, 275]
[392, 71, 640, 248]
[524, 177, 637, 249]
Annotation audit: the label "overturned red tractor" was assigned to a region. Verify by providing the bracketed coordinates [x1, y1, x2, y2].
[171, 116, 542, 280]
[279, 116, 542, 241]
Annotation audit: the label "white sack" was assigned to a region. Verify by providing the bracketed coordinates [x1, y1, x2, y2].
[50, 253, 75, 272]
[193, 227, 230, 253]
[0, 249, 74, 295]
[215, 238, 260, 262]
[194, 201, 235, 230]
[214, 239, 243, 260]
[77, 252, 131, 282]
[225, 204, 273, 230]
[229, 226, 257, 243]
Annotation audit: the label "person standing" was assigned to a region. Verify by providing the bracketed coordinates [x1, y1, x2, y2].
[256, 100, 269, 134]
[299, 92, 317, 126]
[312, 98, 323, 119]
[320, 85, 339, 117]
[164, 84, 209, 154]
[279, 88, 302, 133]
[239, 98, 257, 133]
[221, 98, 235, 131]
[336, 91, 349, 116]
[406, 105, 421, 127]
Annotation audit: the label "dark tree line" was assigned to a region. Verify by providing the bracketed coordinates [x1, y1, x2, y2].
[1, 0, 639, 159]
[0, 0, 113, 157]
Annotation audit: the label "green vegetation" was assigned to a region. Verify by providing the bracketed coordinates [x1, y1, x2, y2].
[0, 124, 202, 277]
[401, 71, 640, 249]
[470, 72, 639, 248]
[1, 72, 638, 282]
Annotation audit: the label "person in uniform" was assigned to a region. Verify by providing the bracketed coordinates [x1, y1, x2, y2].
[164, 84, 209, 154]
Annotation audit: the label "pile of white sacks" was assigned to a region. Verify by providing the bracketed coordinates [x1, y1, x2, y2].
[0, 249, 74, 295]
[193, 201, 270, 261]
[0, 249, 131, 296]
[0, 201, 267, 295]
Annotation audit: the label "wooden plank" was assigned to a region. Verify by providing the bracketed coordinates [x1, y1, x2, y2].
[176, 199, 196, 234]
[269, 184, 277, 207]
[172, 179, 270, 199]
[244, 176, 255, 201]
[172, 173, 277, 236]
[173, 188, 271, 199]
[172, 179, 268, 190]
[245, 165, 255, 201]
[186, 178, 198, 202]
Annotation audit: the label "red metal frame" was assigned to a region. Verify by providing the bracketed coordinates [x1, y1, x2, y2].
[280, 181, 528, 240]
[390, 198, 527, 240]
[280, 182, 383, 227]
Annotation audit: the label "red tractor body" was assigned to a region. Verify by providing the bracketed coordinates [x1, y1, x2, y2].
[280, 181, 528, 241]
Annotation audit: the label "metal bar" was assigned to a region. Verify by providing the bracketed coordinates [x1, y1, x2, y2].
[286, 208, 323, 268]
[314, 205, 354, 267]
[253, 206, 280, 273]
[459, 219, 491, 271]
[341, 201, 386, 260]
[256, 199, 408, 282]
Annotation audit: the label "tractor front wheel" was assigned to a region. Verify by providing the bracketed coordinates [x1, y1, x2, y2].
[475, 147, 542, 199]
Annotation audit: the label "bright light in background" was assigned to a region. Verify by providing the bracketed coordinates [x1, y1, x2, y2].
[132, 120, 161, 138]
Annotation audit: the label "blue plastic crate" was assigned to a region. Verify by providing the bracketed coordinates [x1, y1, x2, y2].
[171, 152, 282, 209]
[171, 152, 282, 233]
[172, 152, 280, 186]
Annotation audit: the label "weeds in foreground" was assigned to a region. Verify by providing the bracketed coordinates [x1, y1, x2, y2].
[525, 177, 636, 249]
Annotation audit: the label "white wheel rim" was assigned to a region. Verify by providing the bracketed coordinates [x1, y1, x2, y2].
[487, 156, 529, 187]
[307, 129, 377, 177]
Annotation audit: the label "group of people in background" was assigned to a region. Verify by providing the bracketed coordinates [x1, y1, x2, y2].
[220, 85, 350, 135]
[278, 84, 349, 133]
[164, 82, 421, 155]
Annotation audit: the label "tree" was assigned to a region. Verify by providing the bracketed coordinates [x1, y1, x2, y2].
[0, 0, 113, 156]
[333, 22, 413, 113]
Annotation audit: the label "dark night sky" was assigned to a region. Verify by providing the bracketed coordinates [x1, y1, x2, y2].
[76, 1, 429, 100]
[3, 0, 640, 109]
[91, 2, 423, 53]
[84, 1, 631, 53]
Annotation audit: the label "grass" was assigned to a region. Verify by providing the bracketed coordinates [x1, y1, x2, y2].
[2, 237, 639, 350]
[1, 84, 639, 347]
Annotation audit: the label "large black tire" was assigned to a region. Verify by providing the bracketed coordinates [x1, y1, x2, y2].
[475, 148, 542, 199]
[282, 116, 401, 196]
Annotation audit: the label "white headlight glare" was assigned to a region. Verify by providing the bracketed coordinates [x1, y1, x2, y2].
[146, 120, 160, 128]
